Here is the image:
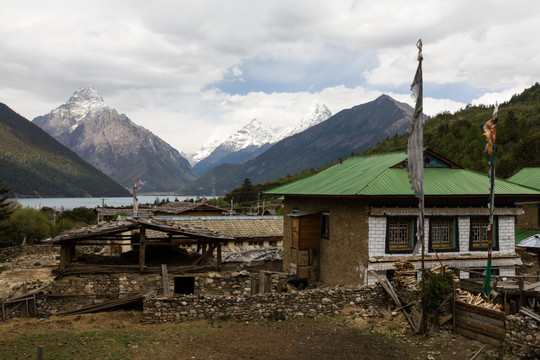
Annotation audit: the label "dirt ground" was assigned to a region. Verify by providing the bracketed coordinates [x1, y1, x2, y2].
[0, 251, 507, 359]
[0, 250, 58, 298]
[0, 310, 506, 360]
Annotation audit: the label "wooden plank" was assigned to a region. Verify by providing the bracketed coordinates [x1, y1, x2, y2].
[439, 314, 453, 326]
[520, 307, 540, 322]
[369, 271, 416, 332]
[455, 301, 506, 321]
[58, 293, 144, 315]
[455, 309, 505, 328]
[455, 327, 502, 346]
[455, 315, 505, 338]
[523, 281, 540, 291]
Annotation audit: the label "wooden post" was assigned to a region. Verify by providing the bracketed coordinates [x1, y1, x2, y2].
[216, 242, 222, 269]
[251, 279, 258, 295]
[33, 294, 37, 318]
[37, 345, 44, 360]
[518, 278, 524, 311]
[59, 244, 68, 272]
[161, 264, 171, 298]
[139, 228, 146, 272]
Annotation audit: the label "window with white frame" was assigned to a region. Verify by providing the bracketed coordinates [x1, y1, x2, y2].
[469, 216, 498, 251]
[386, 216, 416, 253]
[429, 217, 458, 252]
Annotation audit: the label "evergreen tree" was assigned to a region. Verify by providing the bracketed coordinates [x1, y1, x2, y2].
[0, 179, 11, 222]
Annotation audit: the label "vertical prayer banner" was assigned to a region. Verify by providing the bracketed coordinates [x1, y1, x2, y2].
[407, 40, 424, 255]
[482, 106, 498, 300]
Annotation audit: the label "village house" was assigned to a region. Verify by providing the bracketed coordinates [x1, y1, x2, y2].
[265, 149, 540, 286]
[507, 167, 540, 233]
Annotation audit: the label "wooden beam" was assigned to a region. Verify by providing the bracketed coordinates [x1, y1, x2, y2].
[192, 242, 217, 266]
[161, 264, 171, 298]
[216, 242, 222, 269]
[139, 227, 146, 272]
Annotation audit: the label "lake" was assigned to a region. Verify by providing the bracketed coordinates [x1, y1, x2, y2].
[10, 195, 197, 210]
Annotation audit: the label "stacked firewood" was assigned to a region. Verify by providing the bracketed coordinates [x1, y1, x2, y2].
[393, 261, 419, 289]
[456, 288, 502, 311]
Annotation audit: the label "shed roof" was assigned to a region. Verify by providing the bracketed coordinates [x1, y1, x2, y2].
[516, 234, 540, 249]
[165, 216, 283, 239]
[45, 218, 232, 244]
[265, 150, 540, 197]
[507, 168, 540, 190]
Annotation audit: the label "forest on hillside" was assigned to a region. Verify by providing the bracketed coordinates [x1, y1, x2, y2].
[365, 83, 540, 178]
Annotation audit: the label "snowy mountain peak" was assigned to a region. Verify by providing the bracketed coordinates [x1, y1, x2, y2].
[278, 100, 332, 140]
[223, 118, 274, 151]
[61, 85, 110, 123]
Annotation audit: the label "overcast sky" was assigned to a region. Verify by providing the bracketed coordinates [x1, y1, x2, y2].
[1, 0, 538, 153]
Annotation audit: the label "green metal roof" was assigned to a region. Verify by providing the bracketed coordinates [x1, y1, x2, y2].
[265, 151, 540, 197]
[507, 168, 540, 190]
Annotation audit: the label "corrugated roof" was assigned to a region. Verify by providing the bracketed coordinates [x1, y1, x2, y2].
[507, 167, 540, 190]
[266, 151, 540, 197]
[516, 234, 540, 248]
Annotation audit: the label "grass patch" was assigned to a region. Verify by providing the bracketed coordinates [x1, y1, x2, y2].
[0, 320, 217, 360]
[0, 265, 7, 274]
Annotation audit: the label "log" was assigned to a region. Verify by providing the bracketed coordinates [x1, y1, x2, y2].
[439, 314, 453, 326]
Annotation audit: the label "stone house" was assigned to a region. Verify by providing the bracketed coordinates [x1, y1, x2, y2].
[266, 149, 540, 286]
[507, 167, 540, 232]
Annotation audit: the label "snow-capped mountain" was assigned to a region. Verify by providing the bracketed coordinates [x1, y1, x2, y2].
[189, 101, 332, 175]
[33, 85, 196, 192]
[192, 119, 275, 175]
[277, 101, 332, 140]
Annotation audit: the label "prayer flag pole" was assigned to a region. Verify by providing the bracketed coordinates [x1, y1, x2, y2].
[407, 39, 425, 332]
[482, 106, 498, 300]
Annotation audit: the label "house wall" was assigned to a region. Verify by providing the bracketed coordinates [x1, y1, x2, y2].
[283, 197, 370, 286]
[515, 202, 540, 231]
[368, 215, 516, 284]
[368, 215, 515, 258]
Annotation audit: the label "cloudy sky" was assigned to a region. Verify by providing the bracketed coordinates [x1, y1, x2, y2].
[1, 0, 538, 153]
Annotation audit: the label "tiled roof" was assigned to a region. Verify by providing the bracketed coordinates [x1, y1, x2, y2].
[168, 216, 283, 239]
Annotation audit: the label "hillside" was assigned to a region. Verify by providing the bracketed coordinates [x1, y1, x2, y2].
[0, 102, 130, 198]
[182, 94, 416, 194]
[365, 83, 540, 178]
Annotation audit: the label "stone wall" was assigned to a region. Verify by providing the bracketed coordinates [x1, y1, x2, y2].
[505, 313, 540, 359]
[31, 270, 290, 315]
[0, 244, 58, 262]
[36, 273, 163, 314]
[142, 285, 385, 323]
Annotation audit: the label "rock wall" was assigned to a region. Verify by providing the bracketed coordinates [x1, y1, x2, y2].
[505, 313, 540, 359]
[0, 244, 58, 262]
[142, 286, 385, 323]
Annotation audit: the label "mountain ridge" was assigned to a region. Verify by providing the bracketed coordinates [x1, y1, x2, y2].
[33, 86, 197, 193]
[182, 94, 416, 195]
[0, 102, 130, 198]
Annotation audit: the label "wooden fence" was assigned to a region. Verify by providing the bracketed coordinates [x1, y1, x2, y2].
[454, 300, 506, 346]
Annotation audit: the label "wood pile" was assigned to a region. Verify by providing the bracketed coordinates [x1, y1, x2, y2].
[393, 261, 418, 289]
[456, 289, 502, 311]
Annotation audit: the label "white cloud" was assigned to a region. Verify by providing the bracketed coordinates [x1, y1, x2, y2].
[0, 0, 539, 153]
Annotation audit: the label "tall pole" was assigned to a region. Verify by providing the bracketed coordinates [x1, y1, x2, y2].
[407, 39, 424, 333]
[482, 106, 498, 300]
